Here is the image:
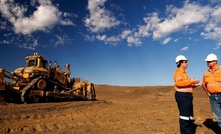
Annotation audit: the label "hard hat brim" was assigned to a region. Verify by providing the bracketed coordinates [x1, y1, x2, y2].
[205, 59, 215, 62]
[205, 59, 211, 62]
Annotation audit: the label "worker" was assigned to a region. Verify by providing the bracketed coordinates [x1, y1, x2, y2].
[49, 60, 52, 69]
[64, 64, 71, 88]
[173, 55, 200, 134]
[202, 53, 221, 130]
[54, 61, 60, 71]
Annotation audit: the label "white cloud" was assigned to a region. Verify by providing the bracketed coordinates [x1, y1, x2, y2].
[174, 38, 179, 42]
[0, 0, 74, 35]
[201, 27, 221, 40]
[60, 19, 75, 26]
[139, 12, 159, 38]
[127, 36, 142, 46]
[106, 36, 120, 43]
[152, 2, 212, 40]
[181, 46, 189, 51]
[201, 7, 221, 49]
[14, 5, 60, 34]
[214, 42, 221, 49]
[55, 35, 65, 46]
[0, 21, 7, 30]
[124, 1, 215, 47]
[162, 37, 172, 45]
[84, 0, 120, 32]
[0, 0, 75, 49]
[96, 34, 120, 45]
[2, 0, 221, 50]
[211, 7, 221, 23]
[85, 1, 215, 47]
[121, 30, 131, 39]
[96, 35, 107, 41]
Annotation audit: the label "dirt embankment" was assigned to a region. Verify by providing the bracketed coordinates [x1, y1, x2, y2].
[0, 85, 220, 134]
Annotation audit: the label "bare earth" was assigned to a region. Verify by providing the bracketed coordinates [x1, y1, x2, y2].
[0, 85, 220, 134]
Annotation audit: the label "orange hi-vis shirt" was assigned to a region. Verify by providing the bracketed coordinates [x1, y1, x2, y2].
[174, 68, 196, 93]
[202, 65, 221, 93]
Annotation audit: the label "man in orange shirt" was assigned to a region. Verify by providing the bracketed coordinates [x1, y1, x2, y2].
[174, 55, 199, 134]
[202, 53, 221, 130]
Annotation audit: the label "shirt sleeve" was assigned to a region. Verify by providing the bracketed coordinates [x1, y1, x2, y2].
[174, 69, 194, 88]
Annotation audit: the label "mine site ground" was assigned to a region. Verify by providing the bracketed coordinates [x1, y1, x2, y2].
[0, 85, 221, 134]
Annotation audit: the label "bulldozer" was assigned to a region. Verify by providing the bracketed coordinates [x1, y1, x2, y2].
[0, 52, 96, 104]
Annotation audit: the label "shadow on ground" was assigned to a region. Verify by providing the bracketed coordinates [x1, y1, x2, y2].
[203, 118, 221, 134]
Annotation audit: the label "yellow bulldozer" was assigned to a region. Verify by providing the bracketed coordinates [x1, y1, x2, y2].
[0, 52, 96, 103]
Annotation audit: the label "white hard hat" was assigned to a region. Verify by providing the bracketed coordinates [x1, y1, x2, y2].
[175, 55, 188, 63]
[205, 53, 218, 61]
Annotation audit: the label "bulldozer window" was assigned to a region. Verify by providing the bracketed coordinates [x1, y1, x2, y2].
[41, 60, 48, 68]
[27, 60, 37, 67]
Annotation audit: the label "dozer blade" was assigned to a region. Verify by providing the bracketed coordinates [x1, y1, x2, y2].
[47, 91, 87, 101]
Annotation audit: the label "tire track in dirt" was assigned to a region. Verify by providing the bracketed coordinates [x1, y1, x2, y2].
[0, 100, 111, 133]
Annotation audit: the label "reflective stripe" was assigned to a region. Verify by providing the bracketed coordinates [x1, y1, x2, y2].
[176, 88, 193, 93]
[175, 77, 190, 82]
[207, 83, 221, 87]
[175, 76, 182, 81]
[190, 116, 194, 120]
[180, 116, 190, 120]
[207, 82, 221, 93]
[215, 69, 221, 73]
[203, 68, 221, 93]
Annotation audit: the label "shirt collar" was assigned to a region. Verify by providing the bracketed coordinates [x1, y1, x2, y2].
[208, 64, 220, 72]
[178, 67, 186, 73]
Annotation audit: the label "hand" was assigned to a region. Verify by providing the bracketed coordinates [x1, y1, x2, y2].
[192, 78, 200, 85]
[194, 80, 200, 84]
[193, 84, 200, 88]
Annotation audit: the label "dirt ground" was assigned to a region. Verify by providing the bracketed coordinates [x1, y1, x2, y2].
[0, 85, 220, 134]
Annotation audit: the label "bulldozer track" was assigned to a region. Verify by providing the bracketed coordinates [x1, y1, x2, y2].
[21, 77, 40, 103]
[20, 76, 95, 103]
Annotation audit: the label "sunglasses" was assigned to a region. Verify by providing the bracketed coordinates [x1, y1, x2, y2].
[207, 61, 214, 63]
[182, 61, 188, 63]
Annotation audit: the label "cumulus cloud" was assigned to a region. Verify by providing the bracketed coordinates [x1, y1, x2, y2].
[84, 0, 120, 32]
[162, 37, 172, 45]
[123, 1, 221, 47]
[2, 0, 221, 50]
[0, 0, 74, 35]
[201, 7, 221, 37]
[200, 6, 221, 49]
[174, 38, 179, 42]
[0, 0, 75, 49]
[214, 42, 221, 49]
[181, 46, 189, 51]
[96, 34, 120, 45]
[143, 2, 212, 40]
[96, 35, 107, 41]
[84, 1, 221, 47]
[127, 36, 142, 47]
[0, 21, 7, 30]
[121, 30, 131, 39]
[98, 1, 213, 47]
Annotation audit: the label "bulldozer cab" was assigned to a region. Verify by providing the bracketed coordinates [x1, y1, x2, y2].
[26, 53, 48, 69]
[24, 53, 67, 84]
[26, 59, 48, 69]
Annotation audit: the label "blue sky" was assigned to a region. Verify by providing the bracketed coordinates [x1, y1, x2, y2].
[0, 0, 221, 86]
